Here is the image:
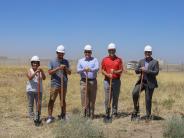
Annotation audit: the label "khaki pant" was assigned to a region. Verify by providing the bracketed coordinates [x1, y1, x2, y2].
[80, 79, 97, 117]
[48, 87, 67, 117]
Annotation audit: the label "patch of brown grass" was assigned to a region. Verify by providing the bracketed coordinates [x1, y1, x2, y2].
[0, 66, 184, 137]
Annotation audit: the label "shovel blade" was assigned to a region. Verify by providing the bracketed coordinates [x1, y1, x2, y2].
[131, 114, 140, 121]
[34, 119, 42, 127]
[103, 116, 112, 123]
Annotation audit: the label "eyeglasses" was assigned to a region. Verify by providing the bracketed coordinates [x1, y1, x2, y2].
[84, 51, 92, 54]
[31, 61, 40, 64]
[108, 49, 115, 52]
[145, 51, 152, 54]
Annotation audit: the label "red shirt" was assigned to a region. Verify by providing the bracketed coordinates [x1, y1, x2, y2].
[101, 56, 123, 79]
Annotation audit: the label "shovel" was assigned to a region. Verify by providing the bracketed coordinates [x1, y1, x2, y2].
[34, 71, 42, 126]
[131, 72, 144, 121]
[58, 70, 64, 119]
[103, 77, 113, 123]
[84, 72, 89, 117]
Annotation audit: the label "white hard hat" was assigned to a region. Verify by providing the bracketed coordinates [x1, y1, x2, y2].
[108, 43, 116, 50]
[144, 45, 152, 52]
[84, 45, 92, 51]
[56, 45, 65, 53]
[30, 56, 40, 62]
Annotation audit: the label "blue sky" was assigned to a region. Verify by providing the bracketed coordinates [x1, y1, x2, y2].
[0, 0, 184, 63]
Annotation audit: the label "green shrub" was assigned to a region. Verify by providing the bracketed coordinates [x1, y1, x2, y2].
[53, 114, 104, 138]
[163, 115, 184, 138]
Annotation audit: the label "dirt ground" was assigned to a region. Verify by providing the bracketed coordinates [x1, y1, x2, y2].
[1, 67, 184, 138]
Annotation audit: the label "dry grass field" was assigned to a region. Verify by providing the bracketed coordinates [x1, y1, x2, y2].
[0, 65, 184, 138]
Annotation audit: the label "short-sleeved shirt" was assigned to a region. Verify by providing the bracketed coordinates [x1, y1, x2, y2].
[48, 58, 70, 88]
[101, 56, 123, 79]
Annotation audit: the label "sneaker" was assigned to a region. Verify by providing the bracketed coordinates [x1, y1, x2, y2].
[61, 115, 69, 121]
[28, 112, 34, 120]
[131, 110, 140, 121]
[46, 116, 54, 124]
[58, 114, 69, 121]
[112, 112, 118, 118]
[145, 115, 152, 120]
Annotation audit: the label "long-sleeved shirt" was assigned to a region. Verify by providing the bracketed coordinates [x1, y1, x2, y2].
[77, 57, 99, 79]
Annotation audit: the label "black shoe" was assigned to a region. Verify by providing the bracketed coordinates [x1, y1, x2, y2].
[34, 119, 42, 126]
[112, 112, 118, 118]
[145, 115, 152, 120]
[131, 110, 140, 121]
[58, 113, 65, 119]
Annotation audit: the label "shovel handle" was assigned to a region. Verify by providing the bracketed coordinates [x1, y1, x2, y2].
[108, 77, 112, 108]
[60, 70, 64, 107]
[84, 72, 88, 111]
[37, 71, 41, 113]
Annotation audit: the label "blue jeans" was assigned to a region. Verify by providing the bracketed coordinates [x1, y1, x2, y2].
[104, 79, 121, 114]
[27, 91, 42, 120]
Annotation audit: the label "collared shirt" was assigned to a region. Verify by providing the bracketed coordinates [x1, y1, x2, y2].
[77, 57, 99, 79]
[48, 58, 70, 88]
[143, 58, 153, 81]
[101, 56, 123, 79]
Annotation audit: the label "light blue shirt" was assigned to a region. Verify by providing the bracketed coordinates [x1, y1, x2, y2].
[77, 57, 99, 79]
[144, 60, 149, 80]
[145, 60, 149, 70]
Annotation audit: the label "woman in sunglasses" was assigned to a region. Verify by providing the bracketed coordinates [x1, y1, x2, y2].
[26, 56, 46, 120]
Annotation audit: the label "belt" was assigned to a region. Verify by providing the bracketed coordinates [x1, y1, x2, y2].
[81, 78, 96, 82]
[104, 77, 120, 81]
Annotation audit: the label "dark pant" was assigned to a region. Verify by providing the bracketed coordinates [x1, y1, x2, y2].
[104, 79, 121, 115]
[132, 83, 154, 116]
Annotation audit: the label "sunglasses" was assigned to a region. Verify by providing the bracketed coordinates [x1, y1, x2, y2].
[84, 51, 92, 53]
[145, 51, 152, 54]
[108, 49, 115, 52]
[31, 61, 40, 64]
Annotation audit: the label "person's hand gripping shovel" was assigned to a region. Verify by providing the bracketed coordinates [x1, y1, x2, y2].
[34, 70, 42, 126]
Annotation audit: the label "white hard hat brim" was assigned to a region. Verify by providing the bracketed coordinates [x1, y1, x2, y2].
[56, 50, 65, 53]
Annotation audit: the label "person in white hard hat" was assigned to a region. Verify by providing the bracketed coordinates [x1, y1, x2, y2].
[101, 43, 123, 118]
[131, 45, 159, 120]
[26, 56, 46, 120]
[77, 45, 99, 118]
[46, 45, 71, 123]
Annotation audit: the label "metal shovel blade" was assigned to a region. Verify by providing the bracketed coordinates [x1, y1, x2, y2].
[131, 113, 140, 121]
[103, 108, 112, 123]
[34, 117, 41, 126]
[103, 115, 112, 123]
